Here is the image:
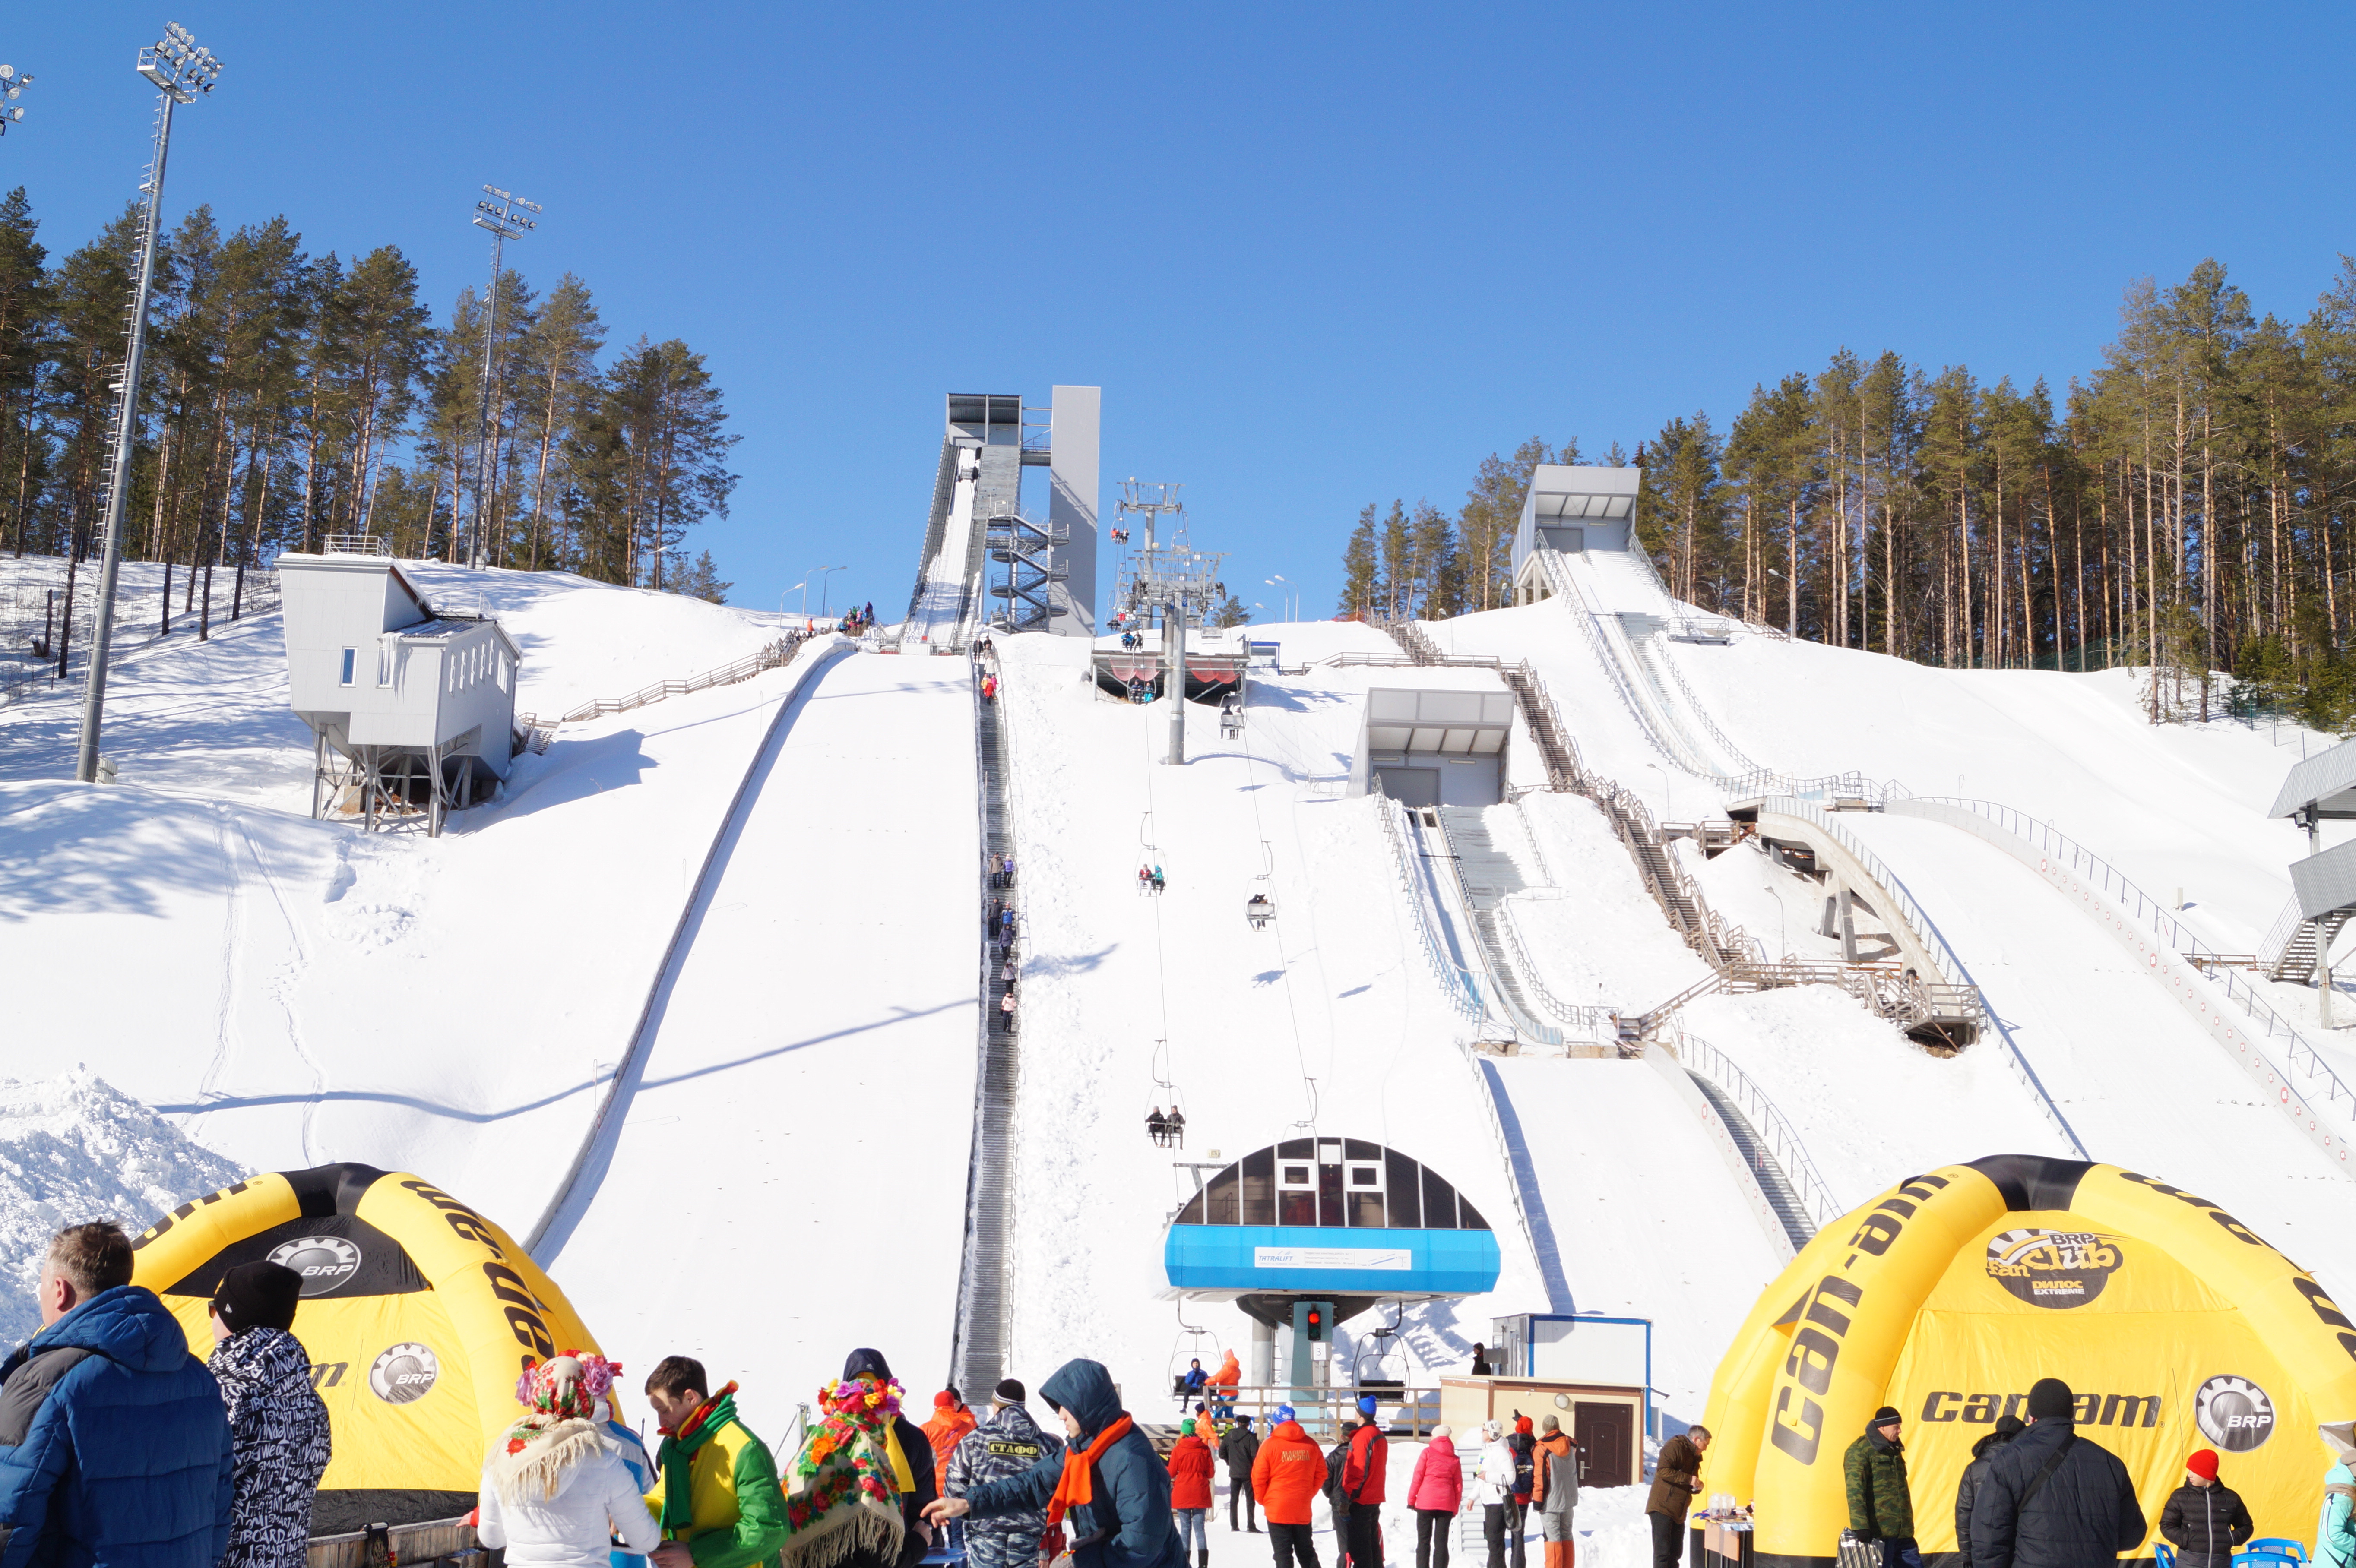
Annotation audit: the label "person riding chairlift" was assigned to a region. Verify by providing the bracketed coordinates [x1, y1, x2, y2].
[1147, 1107, 1168, 1146]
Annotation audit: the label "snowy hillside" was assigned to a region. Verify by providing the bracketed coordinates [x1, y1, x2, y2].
[0, 1067, 245, 1346]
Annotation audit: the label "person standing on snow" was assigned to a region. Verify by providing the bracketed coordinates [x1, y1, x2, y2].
[1475, 1419, 1518, 1568]
[2324, 1422, 2356, 1568]
[1532, 1415, 1577, 1568]
[925, 1358, 1183, 1568]
[0, 1221, 233, 1568]
[1966, 1378, 2142, 1568]
[1169, 1417, 1216, 1568]
[475, 1353, 658, 1568]
[1340, 1394, 1388, 1568]
[1954, 1416, 2025, 1566]
[1846, 1406, 1917, 1568]
[925, 1390, 978, 1486]
[207, 1261, 332, 1568]
[1646, 1426, 1708, 1568]
[2158, 1449, 2252, 1568]
[1219, 1413, 1261, 1533]
[1250, 1404, 1326, 1568]
[1406, 1423, 1463, 1568]
[644, 1355, 788, 1568]
[947, 1379, 1065, 1568]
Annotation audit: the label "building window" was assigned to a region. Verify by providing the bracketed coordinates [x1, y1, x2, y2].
[339, 648, 356, 686]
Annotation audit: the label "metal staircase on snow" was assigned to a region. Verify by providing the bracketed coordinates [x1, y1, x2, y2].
[951, 664, 1020, 1398]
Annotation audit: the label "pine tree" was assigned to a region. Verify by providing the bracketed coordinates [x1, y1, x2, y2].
[1338, 503, 1378, 616]
[679, 548, 731, 604]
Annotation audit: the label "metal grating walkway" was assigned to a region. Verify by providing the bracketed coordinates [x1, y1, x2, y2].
[1685, 1071, 1814, 1250]
[951, 668, 1022, 1397]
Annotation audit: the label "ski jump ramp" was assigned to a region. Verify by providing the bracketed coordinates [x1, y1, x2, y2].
[536, 651, 981, 1431]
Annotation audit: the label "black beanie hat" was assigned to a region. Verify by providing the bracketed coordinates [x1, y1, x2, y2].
[1994, 1414, 2027, 1438]
[213, 1261, 302, 1334]
[2027, 1378, 2074, 1419]
[1870, 1406, 1901, 1426]
[994, 1378, 1026, 1404]
[843, 1348, 893, 1382]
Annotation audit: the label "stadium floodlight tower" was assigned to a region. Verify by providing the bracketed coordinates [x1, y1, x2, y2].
[74, 24, 220, 786]
[0, 63, 34, 138]
[466, 187, 540, 568]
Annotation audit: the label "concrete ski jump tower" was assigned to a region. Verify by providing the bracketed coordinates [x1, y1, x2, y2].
[902, 387, 1099, 648]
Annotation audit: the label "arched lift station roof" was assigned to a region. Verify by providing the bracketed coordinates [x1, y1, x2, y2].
[1162, 1137, 1502, 1302]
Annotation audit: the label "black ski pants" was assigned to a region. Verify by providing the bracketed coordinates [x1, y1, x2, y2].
[1270, 1522, 1320, 1568]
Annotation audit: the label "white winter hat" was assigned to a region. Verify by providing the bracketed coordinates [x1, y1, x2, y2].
[1431, 1424, 1452, 1440]
[2321, 1420, 2356, 1464]
[1484, 1419, 1503, 1439]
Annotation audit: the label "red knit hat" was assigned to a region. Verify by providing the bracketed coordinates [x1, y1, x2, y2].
[2186, 1449, 2220, 1481]
[1516, 1416, 1533, 1435]
[935, 1389, 960, 1409]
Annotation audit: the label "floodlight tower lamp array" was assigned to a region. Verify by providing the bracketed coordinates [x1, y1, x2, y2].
[0, 64, 33, 135]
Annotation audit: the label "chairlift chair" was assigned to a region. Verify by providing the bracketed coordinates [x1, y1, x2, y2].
[1246, 892, 1275, 929]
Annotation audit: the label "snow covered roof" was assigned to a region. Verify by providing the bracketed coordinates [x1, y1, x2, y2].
[2268, 736, 2356, 819]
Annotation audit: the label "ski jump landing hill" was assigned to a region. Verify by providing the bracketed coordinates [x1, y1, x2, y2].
[6, 515, 2355, 1452]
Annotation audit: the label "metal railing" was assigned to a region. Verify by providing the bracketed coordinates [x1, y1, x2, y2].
[1488, 895, 1618, 1042]
[517, 631, 811, 731]
[321, 533, 391, 557]
[1755, 794, 2087, 1156]
[1892, 796, 2356, 1134]
[1652, 1017, 1845, 1229]
[1371, 787, 1488, 1025]
[2257, 896, 2306, 974]
[1425, 807, 1566, 1049]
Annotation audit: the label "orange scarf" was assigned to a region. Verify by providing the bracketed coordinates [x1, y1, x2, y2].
[1045, 1413, 1135, 1526]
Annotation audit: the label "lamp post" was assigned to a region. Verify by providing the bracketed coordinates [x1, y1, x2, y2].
[1763, 882, 1786, 962]
[1266, 575, 1295, 623]
[75, 24, 220, 786]
[0, 63, 33, 138]
[466, 186, 540, 569]
[782, 581, 808, 617]
[812, 565, 845, 619]
[1643, 761, 1672, 823]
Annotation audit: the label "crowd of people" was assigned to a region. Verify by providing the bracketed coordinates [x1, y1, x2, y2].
[8, 1218, 2352, 1568]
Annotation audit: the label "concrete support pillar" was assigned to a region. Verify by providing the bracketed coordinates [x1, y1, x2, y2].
[1840, 884, 1858, 964]
[1251, 1316, 1275, 1387]
[1820, 893, 1839, 939]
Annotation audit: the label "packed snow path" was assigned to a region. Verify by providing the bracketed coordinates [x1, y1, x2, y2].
[538, 651, 982, 1434]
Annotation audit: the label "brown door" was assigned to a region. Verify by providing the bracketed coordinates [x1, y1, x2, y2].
[1573, 1402, 1633, 1489]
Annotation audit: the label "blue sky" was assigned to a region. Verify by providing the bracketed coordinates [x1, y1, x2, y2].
[9, 4, 2353, 623]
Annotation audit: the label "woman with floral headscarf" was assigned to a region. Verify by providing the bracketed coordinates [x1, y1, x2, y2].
[779, 1349, 939, 1568]
[476, 1353, 660, 1568]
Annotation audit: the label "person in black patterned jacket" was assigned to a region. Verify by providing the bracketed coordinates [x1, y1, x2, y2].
[207, 1262, 333, 1568]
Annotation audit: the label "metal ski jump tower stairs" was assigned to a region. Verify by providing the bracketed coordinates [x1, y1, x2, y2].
[902, 389, 1099, 649]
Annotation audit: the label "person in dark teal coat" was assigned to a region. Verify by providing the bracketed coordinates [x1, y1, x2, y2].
[0, 1224, 234, 1568]
[924, 1359, 1184, 1568]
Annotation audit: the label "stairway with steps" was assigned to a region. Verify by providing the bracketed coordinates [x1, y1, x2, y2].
[1683, 1072, 1815, 1250]
[953, 665, 1021, 1398]
[2268, 909, 2352, 983]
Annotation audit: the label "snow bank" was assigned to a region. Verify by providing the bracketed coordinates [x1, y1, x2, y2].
[0, 1066, 245, 1344]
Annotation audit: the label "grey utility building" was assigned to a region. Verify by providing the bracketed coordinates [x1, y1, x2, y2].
[1510, 464, 1643, 604]
[278, 547, 522, 835]
[1347, 670, 1517, 807]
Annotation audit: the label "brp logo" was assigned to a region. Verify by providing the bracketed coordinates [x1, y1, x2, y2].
[2195, 1375, 2276, 1451]
[368, 1342, 440, 1405]
[266, 1236, 361, 1296]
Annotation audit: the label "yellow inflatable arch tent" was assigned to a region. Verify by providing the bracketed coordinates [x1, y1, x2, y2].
[129, 1163, 606, 1535]
[1701, 1154, 2356, 1565]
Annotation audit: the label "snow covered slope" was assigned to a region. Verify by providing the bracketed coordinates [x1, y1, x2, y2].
[0, 557, 834, 1246]
[538, 649, 982, 1437]
[0, 1067, 245, 1345]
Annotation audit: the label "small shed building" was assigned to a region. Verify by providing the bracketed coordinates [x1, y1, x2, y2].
[1510, 463, 1642, 604]
[1346, 669, 1517, 807]
[278, 550, 522, 835]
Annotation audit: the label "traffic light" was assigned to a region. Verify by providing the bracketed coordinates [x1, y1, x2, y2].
[1306, 1305, 1325, 1343]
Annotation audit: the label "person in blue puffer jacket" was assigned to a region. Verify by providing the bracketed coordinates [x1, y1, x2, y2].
[924, 1358, 1184, 1568]
[0, 1221, 234, 1568]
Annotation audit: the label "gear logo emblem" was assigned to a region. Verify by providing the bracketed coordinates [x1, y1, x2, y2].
[1984, 1229, 2124, 1309]
[2195, 1375, 2275, 1451]
[369, 1342, 440, 1405]
[265, 1236, 361, 1296]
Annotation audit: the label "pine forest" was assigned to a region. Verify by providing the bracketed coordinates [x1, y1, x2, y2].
[0, 186, 740, 632]
[1337, 257, 2356, 727]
